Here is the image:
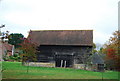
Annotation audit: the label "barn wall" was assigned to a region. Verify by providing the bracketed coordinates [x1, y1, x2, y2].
[37, 45, 92, 65]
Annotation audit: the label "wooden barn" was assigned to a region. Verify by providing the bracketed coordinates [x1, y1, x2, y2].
[27, 30, 93, 68]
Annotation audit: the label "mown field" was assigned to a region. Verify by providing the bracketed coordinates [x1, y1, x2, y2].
[2, 61, 119, 79]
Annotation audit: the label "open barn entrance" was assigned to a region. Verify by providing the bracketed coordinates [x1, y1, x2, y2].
[55, 59, 72, 67]
[55, 53, 74, 68]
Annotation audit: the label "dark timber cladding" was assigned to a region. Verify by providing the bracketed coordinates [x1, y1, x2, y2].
[27, 30, 93, 68]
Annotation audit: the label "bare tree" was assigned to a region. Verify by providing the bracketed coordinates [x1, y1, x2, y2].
[76, 47, 92, 70]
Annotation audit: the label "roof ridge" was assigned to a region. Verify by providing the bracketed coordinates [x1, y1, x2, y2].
[30, 30, 93, 32]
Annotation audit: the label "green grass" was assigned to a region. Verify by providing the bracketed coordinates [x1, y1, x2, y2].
[2, 61, 119, 79]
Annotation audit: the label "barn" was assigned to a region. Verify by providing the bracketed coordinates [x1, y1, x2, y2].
[27, 30, 93, 68]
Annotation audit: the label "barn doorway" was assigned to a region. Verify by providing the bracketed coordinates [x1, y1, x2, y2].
[55, 59, 72, 67]
[55, 53, 74, 68]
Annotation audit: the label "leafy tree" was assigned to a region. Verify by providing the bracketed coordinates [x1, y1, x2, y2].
[92, 43, 97, 54]
[8, 33, 24, 48]
[102, 31, 120, 71]
[19, 38, 37, 63]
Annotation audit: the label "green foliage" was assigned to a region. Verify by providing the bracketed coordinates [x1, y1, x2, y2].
[19, 38, 37, 62]
[102, 31, 120, 71]
[93, 43, 96, 49]
[3, 55, 9, 61]
[92, 43, 97, 54]
[3, 54, 21, 62]
[8, 33, 24, 48]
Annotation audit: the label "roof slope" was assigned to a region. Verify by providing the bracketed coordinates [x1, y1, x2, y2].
[27, 30, 93, 46]
[91, 53, 104, 64]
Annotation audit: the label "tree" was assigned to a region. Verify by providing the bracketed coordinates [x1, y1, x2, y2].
[77, 43, 98, 70]
[102, 31, 120, 71]
[19, 38, 37, 63]
[8, 33, 24, 48]
[92, 43, 97, 54]
[18, 38, 38, 73]
[78, 47, 92, 70]
[8, 33, 24, 55]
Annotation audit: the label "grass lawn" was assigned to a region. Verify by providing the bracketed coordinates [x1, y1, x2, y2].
[2, 61, 119, 79]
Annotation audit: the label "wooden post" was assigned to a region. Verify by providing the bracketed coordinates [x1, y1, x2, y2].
[60, 60, 63, 67]
[64, 60, 66, 68]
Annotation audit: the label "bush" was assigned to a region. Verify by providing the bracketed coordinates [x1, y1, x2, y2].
[3, 55, 9, 61]
[3, 54, 22, 62]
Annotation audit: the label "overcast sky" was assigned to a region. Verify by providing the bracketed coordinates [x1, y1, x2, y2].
[0, 0, 119, 46]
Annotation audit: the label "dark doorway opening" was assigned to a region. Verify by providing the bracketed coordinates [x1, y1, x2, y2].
[55, 54, 74, 68]
[55, 59, 73, 67]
